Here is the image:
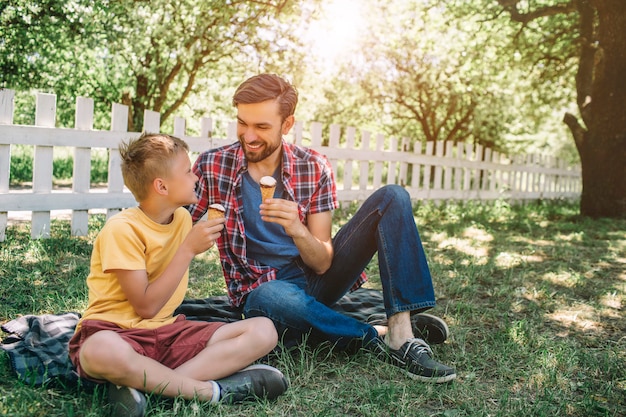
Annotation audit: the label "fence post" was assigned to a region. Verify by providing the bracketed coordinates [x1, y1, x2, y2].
[72, 97, 94, 236]
[31, 93, 56, 238]
[329, 124, 341, 184]
[472, 144, 484, 192]
[344, 126, 356, 191]
[463, 142, 474, 195]
[173, 116, 186, 138]
[387, 137, 398, 185]
[226, 120, 237, 142]
[443, 142, 453, 193]
[453, 142, 463, 196]
[107, 103, 130, 218]
[200, 117, 212, 138]
[310, 122, 323, 147]
[411, 141, 423, 196]
[359, 130, 370, 192]
[433, 140, 444, 193]
[373, 133, 384, 189]
[399, 137, 410, 187]
[423, 141, 434, 195]
[0, 89, 15, 242]
[483, 147, 492, 194]
[292, 120, 303, 146]
[143, 109, 160, 133]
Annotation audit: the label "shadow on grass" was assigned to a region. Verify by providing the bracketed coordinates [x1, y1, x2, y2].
[412, 200, 626, 415]
[1, 202, 624, 416]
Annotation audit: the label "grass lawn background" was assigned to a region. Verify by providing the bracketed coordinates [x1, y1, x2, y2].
[1, 200, 624, 416]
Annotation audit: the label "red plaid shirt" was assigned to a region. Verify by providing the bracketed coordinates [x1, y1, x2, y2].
[188, 141, 367, 307]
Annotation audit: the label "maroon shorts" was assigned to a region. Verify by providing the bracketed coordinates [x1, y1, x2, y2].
[68, 315, 225, 382]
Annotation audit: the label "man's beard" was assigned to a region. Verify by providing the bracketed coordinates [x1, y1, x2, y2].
[239, 134, 282, 163]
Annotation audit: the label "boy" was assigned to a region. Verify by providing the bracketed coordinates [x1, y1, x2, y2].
[69, 133, 288, 417]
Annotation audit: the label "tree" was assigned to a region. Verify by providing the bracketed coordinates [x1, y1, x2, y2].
[1, 0, 313, 131]
[310, 1, 495, 152]
[0, 0, 117, 126]
[494, 0, 626, 218]
[107, 0, 305, 131]
[307, 0, 576, 164]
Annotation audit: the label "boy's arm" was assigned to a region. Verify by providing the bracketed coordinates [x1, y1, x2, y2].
[114, 219, 224, 318]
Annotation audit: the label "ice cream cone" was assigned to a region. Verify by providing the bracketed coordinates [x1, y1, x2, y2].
[207, 203, 225, 220]
[260, 176, 277, 202]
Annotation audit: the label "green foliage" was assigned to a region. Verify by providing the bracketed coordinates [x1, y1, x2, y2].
[52, 154, 73, 181]
[1, 201, 625, 416]
[8, 145, 109, 185]
[89, 150, 109, 184]
[0, 0, 119, 128]
[307, 0, 579, 162]
[7, 145, 32, 183]
[2, 0, 580, 164]
[1, 0, 315, 131]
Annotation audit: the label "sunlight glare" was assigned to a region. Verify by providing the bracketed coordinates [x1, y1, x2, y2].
[305, 0, 365, 68]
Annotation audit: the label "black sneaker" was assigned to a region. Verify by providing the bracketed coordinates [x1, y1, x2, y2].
[107, 383, 147, 417]
[385, 338, 456, 383]
[367, 313, 449, 345]
[216, 364, 289, 404]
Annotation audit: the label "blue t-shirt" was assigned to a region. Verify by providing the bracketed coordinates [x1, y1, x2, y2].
[242, 171, 299, 268]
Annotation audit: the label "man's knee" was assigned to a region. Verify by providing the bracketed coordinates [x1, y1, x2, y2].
[246, 281, 293, 310]
[372, 184, 411, 209]
[245, 280, 309, 317]
[384, 184, 410, 202]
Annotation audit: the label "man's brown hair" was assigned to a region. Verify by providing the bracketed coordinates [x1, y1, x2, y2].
[232, 74, 298, 122]
[119, 132, 189, 201]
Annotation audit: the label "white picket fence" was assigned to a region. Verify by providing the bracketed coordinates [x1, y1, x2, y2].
[0, 90, 581, 240]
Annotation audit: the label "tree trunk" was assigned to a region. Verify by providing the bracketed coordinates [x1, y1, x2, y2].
[569, 0, 626, 218]
[577, 129, 626, 218]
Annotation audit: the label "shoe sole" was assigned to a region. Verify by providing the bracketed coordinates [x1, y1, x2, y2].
[242, 364, 284, 373]
[412, 313, 449, 345]
[402, 368, 457, 383]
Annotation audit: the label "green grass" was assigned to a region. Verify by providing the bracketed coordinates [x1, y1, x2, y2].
[1, 200, 625, 416]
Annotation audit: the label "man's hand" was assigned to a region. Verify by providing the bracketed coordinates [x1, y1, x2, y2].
[259, 198, 307, 238]
[260, 198, 333, 274]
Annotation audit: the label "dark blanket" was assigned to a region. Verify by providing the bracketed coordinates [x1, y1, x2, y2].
[0, 312, 81, 386]
[1, 288, 385, 386]
[175, 287, 385, 323]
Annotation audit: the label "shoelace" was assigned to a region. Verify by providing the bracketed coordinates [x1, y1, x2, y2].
[401, 338, 433, 358]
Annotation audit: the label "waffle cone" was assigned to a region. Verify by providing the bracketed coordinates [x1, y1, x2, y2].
[260, 185, 276, 202]
[207, 203, 225, 220]
[207, 208, 225, 220]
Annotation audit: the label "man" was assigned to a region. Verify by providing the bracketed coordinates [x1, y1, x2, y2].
[187, 74, 455, 383]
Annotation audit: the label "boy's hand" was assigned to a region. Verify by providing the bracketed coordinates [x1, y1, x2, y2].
[184, 218, 225, 254]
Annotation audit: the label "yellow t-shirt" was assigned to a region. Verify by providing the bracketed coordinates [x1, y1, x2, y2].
[78, 206, 191, 330]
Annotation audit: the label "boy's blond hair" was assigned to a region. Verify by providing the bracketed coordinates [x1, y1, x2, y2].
[119, 132, 189, 201]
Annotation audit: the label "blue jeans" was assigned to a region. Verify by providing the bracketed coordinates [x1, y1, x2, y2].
[243, 185, 436, 350]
